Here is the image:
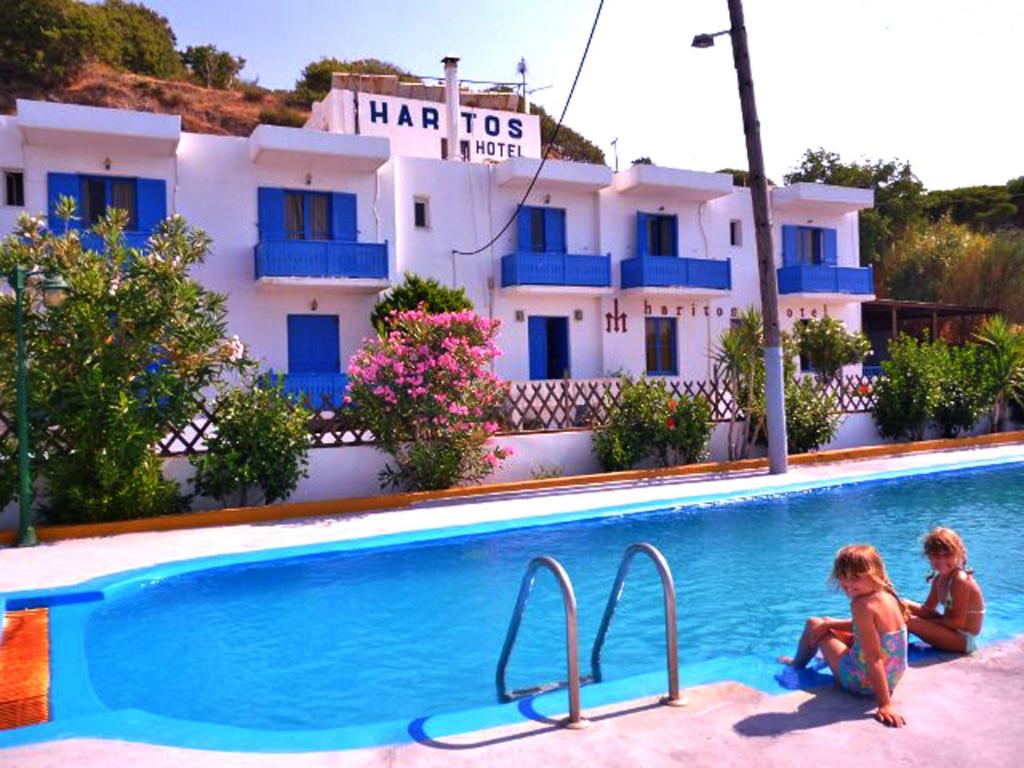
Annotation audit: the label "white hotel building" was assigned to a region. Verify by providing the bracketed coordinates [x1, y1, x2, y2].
[0, 59, 875, 407]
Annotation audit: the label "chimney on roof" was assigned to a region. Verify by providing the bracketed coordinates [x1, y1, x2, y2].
[442, 56, 460, 161]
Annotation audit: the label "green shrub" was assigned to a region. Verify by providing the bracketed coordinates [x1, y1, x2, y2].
[258, 106, 307, 128]
[191, 374, 311, 507]
[0, 0, 101, 86]
[785, 377, 841, 454]
[293, 56, 418, 104]
[180, 44, 246, 89]
[371, 273, 473, 335]
[794, 315, 871, 383]
[666, 395, 714, 464]
[91, 0, 184, 79]
[0, 206, 248, 524]
[872, 334, 943, 441]
[593, 376, 712, 471]
[932, 345, 989, 438]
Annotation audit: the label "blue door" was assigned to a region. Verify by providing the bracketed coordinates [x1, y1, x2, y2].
[528, 316, 570, 379]
[287, 315, 340, 373]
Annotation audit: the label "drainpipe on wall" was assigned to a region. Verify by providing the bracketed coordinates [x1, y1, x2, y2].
[442, 56, 460, 161]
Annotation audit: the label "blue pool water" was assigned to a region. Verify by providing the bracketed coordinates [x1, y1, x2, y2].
[3, 458, 1023, 751]
[71, 463, 1024, 735]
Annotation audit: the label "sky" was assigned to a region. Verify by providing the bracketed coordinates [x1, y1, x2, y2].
[136, 0, 1022, 190]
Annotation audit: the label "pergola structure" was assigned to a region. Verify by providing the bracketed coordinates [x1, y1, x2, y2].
[861, 299, 998, 372]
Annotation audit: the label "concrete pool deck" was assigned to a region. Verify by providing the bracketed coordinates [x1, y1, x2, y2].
[2, 442, 1023, 765]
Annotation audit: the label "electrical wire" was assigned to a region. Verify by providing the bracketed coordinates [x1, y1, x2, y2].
[452, 0, 605, 257]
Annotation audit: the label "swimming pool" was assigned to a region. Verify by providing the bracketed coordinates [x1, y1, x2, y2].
[3, 455, 1024, 751]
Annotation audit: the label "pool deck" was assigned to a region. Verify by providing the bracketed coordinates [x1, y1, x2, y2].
[2, 442, 1023, 765]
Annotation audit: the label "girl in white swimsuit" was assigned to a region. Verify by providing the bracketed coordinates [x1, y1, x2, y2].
[907, 527, 985, 654]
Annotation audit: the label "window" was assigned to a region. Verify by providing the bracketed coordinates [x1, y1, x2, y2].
[80, 177, 137, 229]
[518, 206, 567, 254]
[4, 171, 24, 207]
[645, 318, 678, 376]
[284, 191, 330, 241]
[729, 219, 742, 247]
[797, 319, 815, 373]
[782, 225, 837, 266]
[441, 137, 448, 160]
[637, 212, 677, 257]
[414, 196, 430, 228]
[797, 227, 822, 265]
[528, 316, 570, 379]
[459, 140, 471, 161]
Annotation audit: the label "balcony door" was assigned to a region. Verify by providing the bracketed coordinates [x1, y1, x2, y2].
[528, 316, 570, 380]
[287, 315, 340, 373]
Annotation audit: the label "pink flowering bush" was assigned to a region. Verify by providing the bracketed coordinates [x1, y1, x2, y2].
[346, 307, 511, 490]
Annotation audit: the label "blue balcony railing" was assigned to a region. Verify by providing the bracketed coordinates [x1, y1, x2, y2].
[80, 231, 152, 252]
[255, 240, 388, 280]
[501, 251, 611, 288]
[621, 255, 731, 290]
[777, 264, 874, 295]
[270, 372, 349, 408]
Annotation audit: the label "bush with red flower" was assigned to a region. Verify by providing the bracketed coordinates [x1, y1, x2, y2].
[346, 307, 511, 490]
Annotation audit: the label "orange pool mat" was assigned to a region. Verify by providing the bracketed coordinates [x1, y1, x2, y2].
[0, 608, 50, 730]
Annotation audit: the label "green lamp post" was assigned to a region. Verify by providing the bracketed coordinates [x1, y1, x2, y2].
[8, 266, 69, 547]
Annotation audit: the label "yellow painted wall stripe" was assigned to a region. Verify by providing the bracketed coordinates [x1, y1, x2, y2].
[1, 430, 1021, 546]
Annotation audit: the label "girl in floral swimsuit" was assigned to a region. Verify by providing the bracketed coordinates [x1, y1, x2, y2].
[907, 527, 985, 653]
[781, 544, 909, 728]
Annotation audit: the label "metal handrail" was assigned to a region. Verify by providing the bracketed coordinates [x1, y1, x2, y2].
[495, 555, 588, 728]
[590, 542, 686, 706]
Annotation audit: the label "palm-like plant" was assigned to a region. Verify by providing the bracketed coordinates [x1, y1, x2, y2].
[713, 307, 766, 460]
[973, 315, 1024, 432]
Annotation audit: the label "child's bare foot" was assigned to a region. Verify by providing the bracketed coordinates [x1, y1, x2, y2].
[778, 655, 794, 665]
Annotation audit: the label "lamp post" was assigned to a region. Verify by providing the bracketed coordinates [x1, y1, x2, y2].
[8, 266, 68, 547]
[693, 0, 788, 474]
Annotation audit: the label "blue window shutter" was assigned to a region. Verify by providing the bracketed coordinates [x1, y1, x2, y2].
[528, 316, 549, 380]
[545, 209, 567, 254]
[669, 215, 679, 257]
[47, 172, 81, 233]
[331, 192, 357, 241]
[135, 178, 167, 233]
[288, 315, 340, 373]
[517, 206, 533, 251]
[781, 225, 799, 266]
[636, 212, 649, 256]
[667, 319, 678, 374]
[550, 317, 570, 378]
[258, 187, 286, 240]
[822, 228, 838, 265]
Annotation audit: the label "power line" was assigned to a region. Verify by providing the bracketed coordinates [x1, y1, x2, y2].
[452, 0, 605, 258]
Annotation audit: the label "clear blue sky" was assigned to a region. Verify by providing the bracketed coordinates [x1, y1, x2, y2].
[138, 0, 1022, 190]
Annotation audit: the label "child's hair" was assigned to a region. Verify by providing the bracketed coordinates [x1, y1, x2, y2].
[830, 544, 910, 620]
[922, 526, 970, 579]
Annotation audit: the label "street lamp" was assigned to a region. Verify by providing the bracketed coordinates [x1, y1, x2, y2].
[7, 266, 69, 546]
[694, 0, 788, 474]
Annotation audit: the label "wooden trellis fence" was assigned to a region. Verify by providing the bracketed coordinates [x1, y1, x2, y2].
[0, 374, 878, 457]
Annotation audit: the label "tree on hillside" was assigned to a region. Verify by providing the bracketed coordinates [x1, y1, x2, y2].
[181, 44, 246, 89]
[0, 0, 104, 85]
[531, 104, 605, 165]
[784, 149, 926, 283]
[91, 0, 183, 79]
[925, 182, 1023, 232]
[716, 168, 777, 187]
[294, 57, 419, 103]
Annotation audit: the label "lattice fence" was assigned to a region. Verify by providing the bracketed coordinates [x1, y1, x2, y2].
[0, 373, 878, 457]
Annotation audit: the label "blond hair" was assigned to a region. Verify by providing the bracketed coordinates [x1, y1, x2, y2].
[923, 526, 971, 578]
[830, 544, 910, 621]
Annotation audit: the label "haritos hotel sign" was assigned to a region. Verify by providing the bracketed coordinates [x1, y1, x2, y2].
[356, 93, 541, 163]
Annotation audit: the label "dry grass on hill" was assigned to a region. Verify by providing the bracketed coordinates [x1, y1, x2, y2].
[0, 62, 311, 136]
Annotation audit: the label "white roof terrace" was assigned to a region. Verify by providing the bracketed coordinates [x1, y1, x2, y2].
[247, 124, 390, 173]
[611, 164, 734, 202]
[16, 99, 180, 156]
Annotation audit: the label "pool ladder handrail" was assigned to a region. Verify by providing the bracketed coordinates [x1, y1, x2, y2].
[590, 542, 686, 706]
[495, 555, 589, 729]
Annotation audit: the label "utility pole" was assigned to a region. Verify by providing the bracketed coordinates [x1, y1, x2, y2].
[727, 0, 788, 473]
